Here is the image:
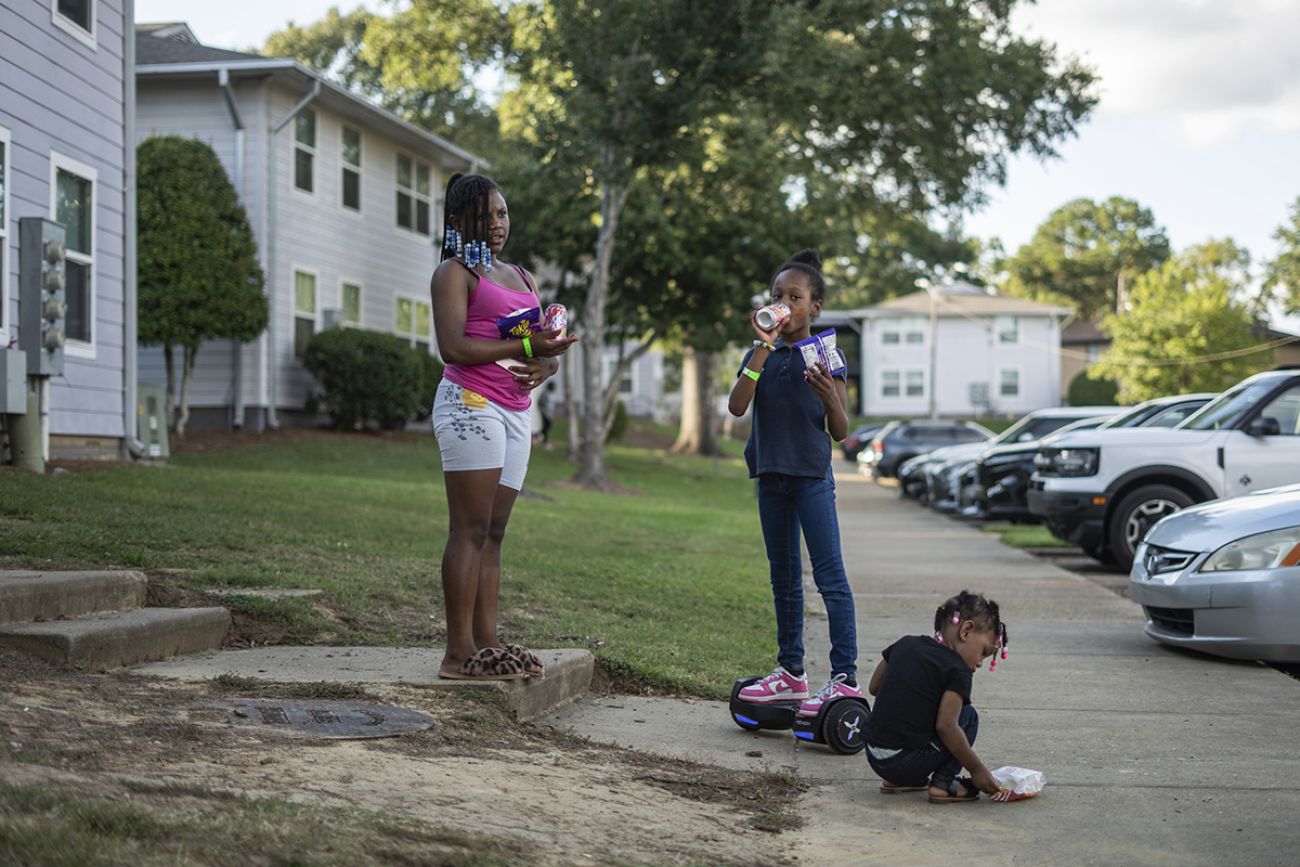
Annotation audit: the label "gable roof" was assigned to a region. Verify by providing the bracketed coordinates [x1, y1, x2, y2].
[865, 282, 1072, 318]
[134, 24, 486, 172]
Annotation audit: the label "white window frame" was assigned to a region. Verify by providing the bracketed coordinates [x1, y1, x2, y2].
[394, 293, 433, 352]
[339, 278, 363, 326]
[340, 126, 361, 213]
[50, 150, 97, 359]
[905, 369, 926, 398]
[999, 366, 1021, 398]
[292, 109, 316, 196]
[996, 315, 1019, 345]
[0, 126, 10, 344]
[395, 153, 433, 236]
[880, 317, 926, 346]
[51, 0, 97, 50]
[881, 368, 901, 398]
[292, 266, 319, 361]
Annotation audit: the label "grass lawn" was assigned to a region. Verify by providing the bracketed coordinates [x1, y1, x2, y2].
[980, 522, 1070, 550]
[0, 423, 777, 698]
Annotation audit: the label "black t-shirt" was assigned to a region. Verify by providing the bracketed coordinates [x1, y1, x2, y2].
[740, 343, 847, 479]
[863, 634, 974, 750]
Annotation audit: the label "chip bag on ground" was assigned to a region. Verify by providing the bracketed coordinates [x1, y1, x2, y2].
[990, 766, 1045, 802]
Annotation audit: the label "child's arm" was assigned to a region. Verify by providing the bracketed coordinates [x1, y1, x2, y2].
[867, 660, 887, 697]
[804, 364, 849, 441]
[935, 691, 1000, 795]
[729, 313, 780, 416]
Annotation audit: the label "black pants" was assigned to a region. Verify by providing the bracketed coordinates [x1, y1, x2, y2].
[866, 705, 979, 789]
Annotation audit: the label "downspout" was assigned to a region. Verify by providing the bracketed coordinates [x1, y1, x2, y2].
[122, 0, 147, 458]
[264, 80, 320, 429]
[218, 68, 246, 428]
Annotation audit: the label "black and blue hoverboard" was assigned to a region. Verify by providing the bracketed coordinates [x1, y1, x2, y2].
[728, 676, 869, 755]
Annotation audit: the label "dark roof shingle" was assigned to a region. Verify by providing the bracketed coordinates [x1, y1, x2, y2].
[136, 33, 267, 66]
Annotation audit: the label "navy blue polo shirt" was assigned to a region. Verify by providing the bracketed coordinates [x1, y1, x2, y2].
[740, 343, 847, 479]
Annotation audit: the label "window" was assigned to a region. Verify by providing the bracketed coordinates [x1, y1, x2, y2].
[294, 109, 316, 193]
[881, 370, 900, 397]
[396, 154, 431, 234]
[1256, 386, 1300, 436]
[51, 152, 96, 353]
[293, 269, 317, 359]
[341, 127, 361, 211]
[905, 370, 925, 397]
[395, 295, 432, 352]
[1000, 367, 1020, 398]
[881, 317, 926, 345]
[52, 0, 96, 47]
[0, 128, 8, 339]
[340, 281, 361, 325]
[996, 315, 1019, 345]
[604, 356, 635, 395]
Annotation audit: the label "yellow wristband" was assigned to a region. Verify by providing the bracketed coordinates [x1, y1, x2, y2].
[743, 368, 761, 382]
[522, 336, 534, 358]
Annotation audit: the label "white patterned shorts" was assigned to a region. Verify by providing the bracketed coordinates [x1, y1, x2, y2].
[432, 379, 532, 491]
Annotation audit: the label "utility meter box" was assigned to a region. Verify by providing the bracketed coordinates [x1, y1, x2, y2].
[0, 347, 26, 414]
[136, 383, 169, 459]
[19, 217, 67, 377]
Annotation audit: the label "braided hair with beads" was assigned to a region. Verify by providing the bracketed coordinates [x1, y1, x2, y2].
[933, 590, 1009, 669]
[440, 172, 501, 271]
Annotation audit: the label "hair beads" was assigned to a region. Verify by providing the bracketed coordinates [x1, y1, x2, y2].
[440, 173, 499, 272]
[933, 590, 1010, 670]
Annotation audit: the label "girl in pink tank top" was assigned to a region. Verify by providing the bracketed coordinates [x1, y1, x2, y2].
[429, 173, 578, 682]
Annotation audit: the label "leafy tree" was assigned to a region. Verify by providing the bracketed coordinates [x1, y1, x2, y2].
[1265, 196, 1300, 315]
[1002, 197, 1171, 320]
[1066, 370, 1119, 407]
[137, 136, 267, 436]
[1091, 241, 1270, 403]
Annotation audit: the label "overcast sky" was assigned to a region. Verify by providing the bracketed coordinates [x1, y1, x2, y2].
[137, 0, 1300, 277]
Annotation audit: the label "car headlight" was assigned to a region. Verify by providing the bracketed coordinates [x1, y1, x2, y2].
[1200, 526, 1300, 572]
[1034, 447, 1100, 477]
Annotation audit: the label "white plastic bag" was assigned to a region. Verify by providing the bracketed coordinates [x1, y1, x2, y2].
[991, 766, 1046, 801]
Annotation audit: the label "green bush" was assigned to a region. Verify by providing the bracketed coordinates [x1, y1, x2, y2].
[413, 351, 445, 422]
[608, 400, 629, 441]
[302, 329, 426, 430]
[1068, 369, 1120, 406]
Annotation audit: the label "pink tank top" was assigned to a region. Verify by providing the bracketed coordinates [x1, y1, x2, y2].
[442, 264, 540, 412]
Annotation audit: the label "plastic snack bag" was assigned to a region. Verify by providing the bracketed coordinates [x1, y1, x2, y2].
[990, 766, 1045, 802]
[794, 329, 847, 376]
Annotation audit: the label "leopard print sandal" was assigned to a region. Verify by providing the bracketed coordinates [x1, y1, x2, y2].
[502, 644, 545, 678]
[439, 646, 527, 681]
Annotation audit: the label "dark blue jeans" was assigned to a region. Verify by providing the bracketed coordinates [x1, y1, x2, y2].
[756, 471, 857, 680]
[866, 705, 980, 789]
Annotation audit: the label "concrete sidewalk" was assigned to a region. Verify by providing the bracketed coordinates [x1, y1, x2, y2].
[549, 468, 1300, 864]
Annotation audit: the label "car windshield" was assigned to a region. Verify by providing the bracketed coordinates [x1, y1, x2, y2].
[992, 415, 1038, 444]
[1100, 405, 1149, 429]
[1180, 381, 1278, 430]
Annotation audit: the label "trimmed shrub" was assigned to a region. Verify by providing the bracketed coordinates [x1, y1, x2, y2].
[1068, 369, 1119, 406]
[414, 351, 445, 422]
[303, 329, 425, 430]
[608, 399, 629, 442]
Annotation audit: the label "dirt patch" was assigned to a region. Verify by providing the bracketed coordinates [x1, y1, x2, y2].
[0, 648, 803, 865]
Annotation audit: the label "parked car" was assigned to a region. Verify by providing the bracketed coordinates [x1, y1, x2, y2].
[1094, 393, 1216, 431]
[1129, 483, 1300, 663]
[959, 413, 1119, 519]
[841, 422, 888, 462]
[859, 420, 994, 479]
[910, 407, 1121, 505]
[1029, 370, 1300, 570]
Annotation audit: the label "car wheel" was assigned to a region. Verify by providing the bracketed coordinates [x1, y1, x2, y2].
[1107, 484, 1194, 570]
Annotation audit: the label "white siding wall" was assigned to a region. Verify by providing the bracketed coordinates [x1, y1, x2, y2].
[266, 84, 443, 411]
[1, 0, 129, 438]
[864, 314, 1062, 417]
[134, 78, 268, 412]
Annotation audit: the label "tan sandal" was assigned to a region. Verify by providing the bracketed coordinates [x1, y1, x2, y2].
[502, 644, 545, 677]
[438, 647, 527, 681]
[879, 782, 927, 794]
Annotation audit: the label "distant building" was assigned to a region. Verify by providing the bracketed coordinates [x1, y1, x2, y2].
[134, 23, 483, 430]
[822, 280, 1071, 417]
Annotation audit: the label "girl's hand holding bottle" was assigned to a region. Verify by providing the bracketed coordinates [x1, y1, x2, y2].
[528, 330, 579, 358]
[804, 361, 840, 408]
[751, 309, 781, 347]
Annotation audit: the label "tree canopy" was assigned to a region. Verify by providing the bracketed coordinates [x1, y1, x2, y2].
[1090, 240, 1269, 403]
[1266, 196, 1300, 316]
[1001, 196, 1171, 321]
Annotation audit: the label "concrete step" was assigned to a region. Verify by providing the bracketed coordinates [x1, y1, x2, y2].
[132, 646, 595, 722]
[0, 570, 148, 624]
[0, 607, 231, 670]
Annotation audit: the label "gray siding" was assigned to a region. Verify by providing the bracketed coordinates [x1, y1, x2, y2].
[0, 0, 130, 438]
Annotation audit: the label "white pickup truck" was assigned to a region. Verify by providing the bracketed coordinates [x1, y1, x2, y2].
[1027, 369, 1300, 570]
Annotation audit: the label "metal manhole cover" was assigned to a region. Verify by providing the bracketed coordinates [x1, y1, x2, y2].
[207, 699, 436, 739]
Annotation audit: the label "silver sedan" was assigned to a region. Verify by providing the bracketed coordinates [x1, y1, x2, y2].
[1130, 484, 1300, 662]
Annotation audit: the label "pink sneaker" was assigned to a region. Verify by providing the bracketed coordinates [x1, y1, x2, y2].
[797, 673, 862, 717]
[737, 667, 809, 703]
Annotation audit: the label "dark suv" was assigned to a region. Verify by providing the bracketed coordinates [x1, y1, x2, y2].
[862, 420, 994, 479]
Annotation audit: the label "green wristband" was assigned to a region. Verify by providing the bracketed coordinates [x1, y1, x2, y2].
[522, 336, 534, 358]
[743, 368, 761, 382]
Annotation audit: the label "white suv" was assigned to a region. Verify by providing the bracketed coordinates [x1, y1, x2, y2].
[1027, 370, 1300, 570]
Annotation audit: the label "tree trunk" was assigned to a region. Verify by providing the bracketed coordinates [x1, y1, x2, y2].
[565, 343, 581, 461]
[175, 344, 198, 438]
[163, 344, 177, 434]
[574, 163, 628, 490]
[671, 347, 720, 456]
